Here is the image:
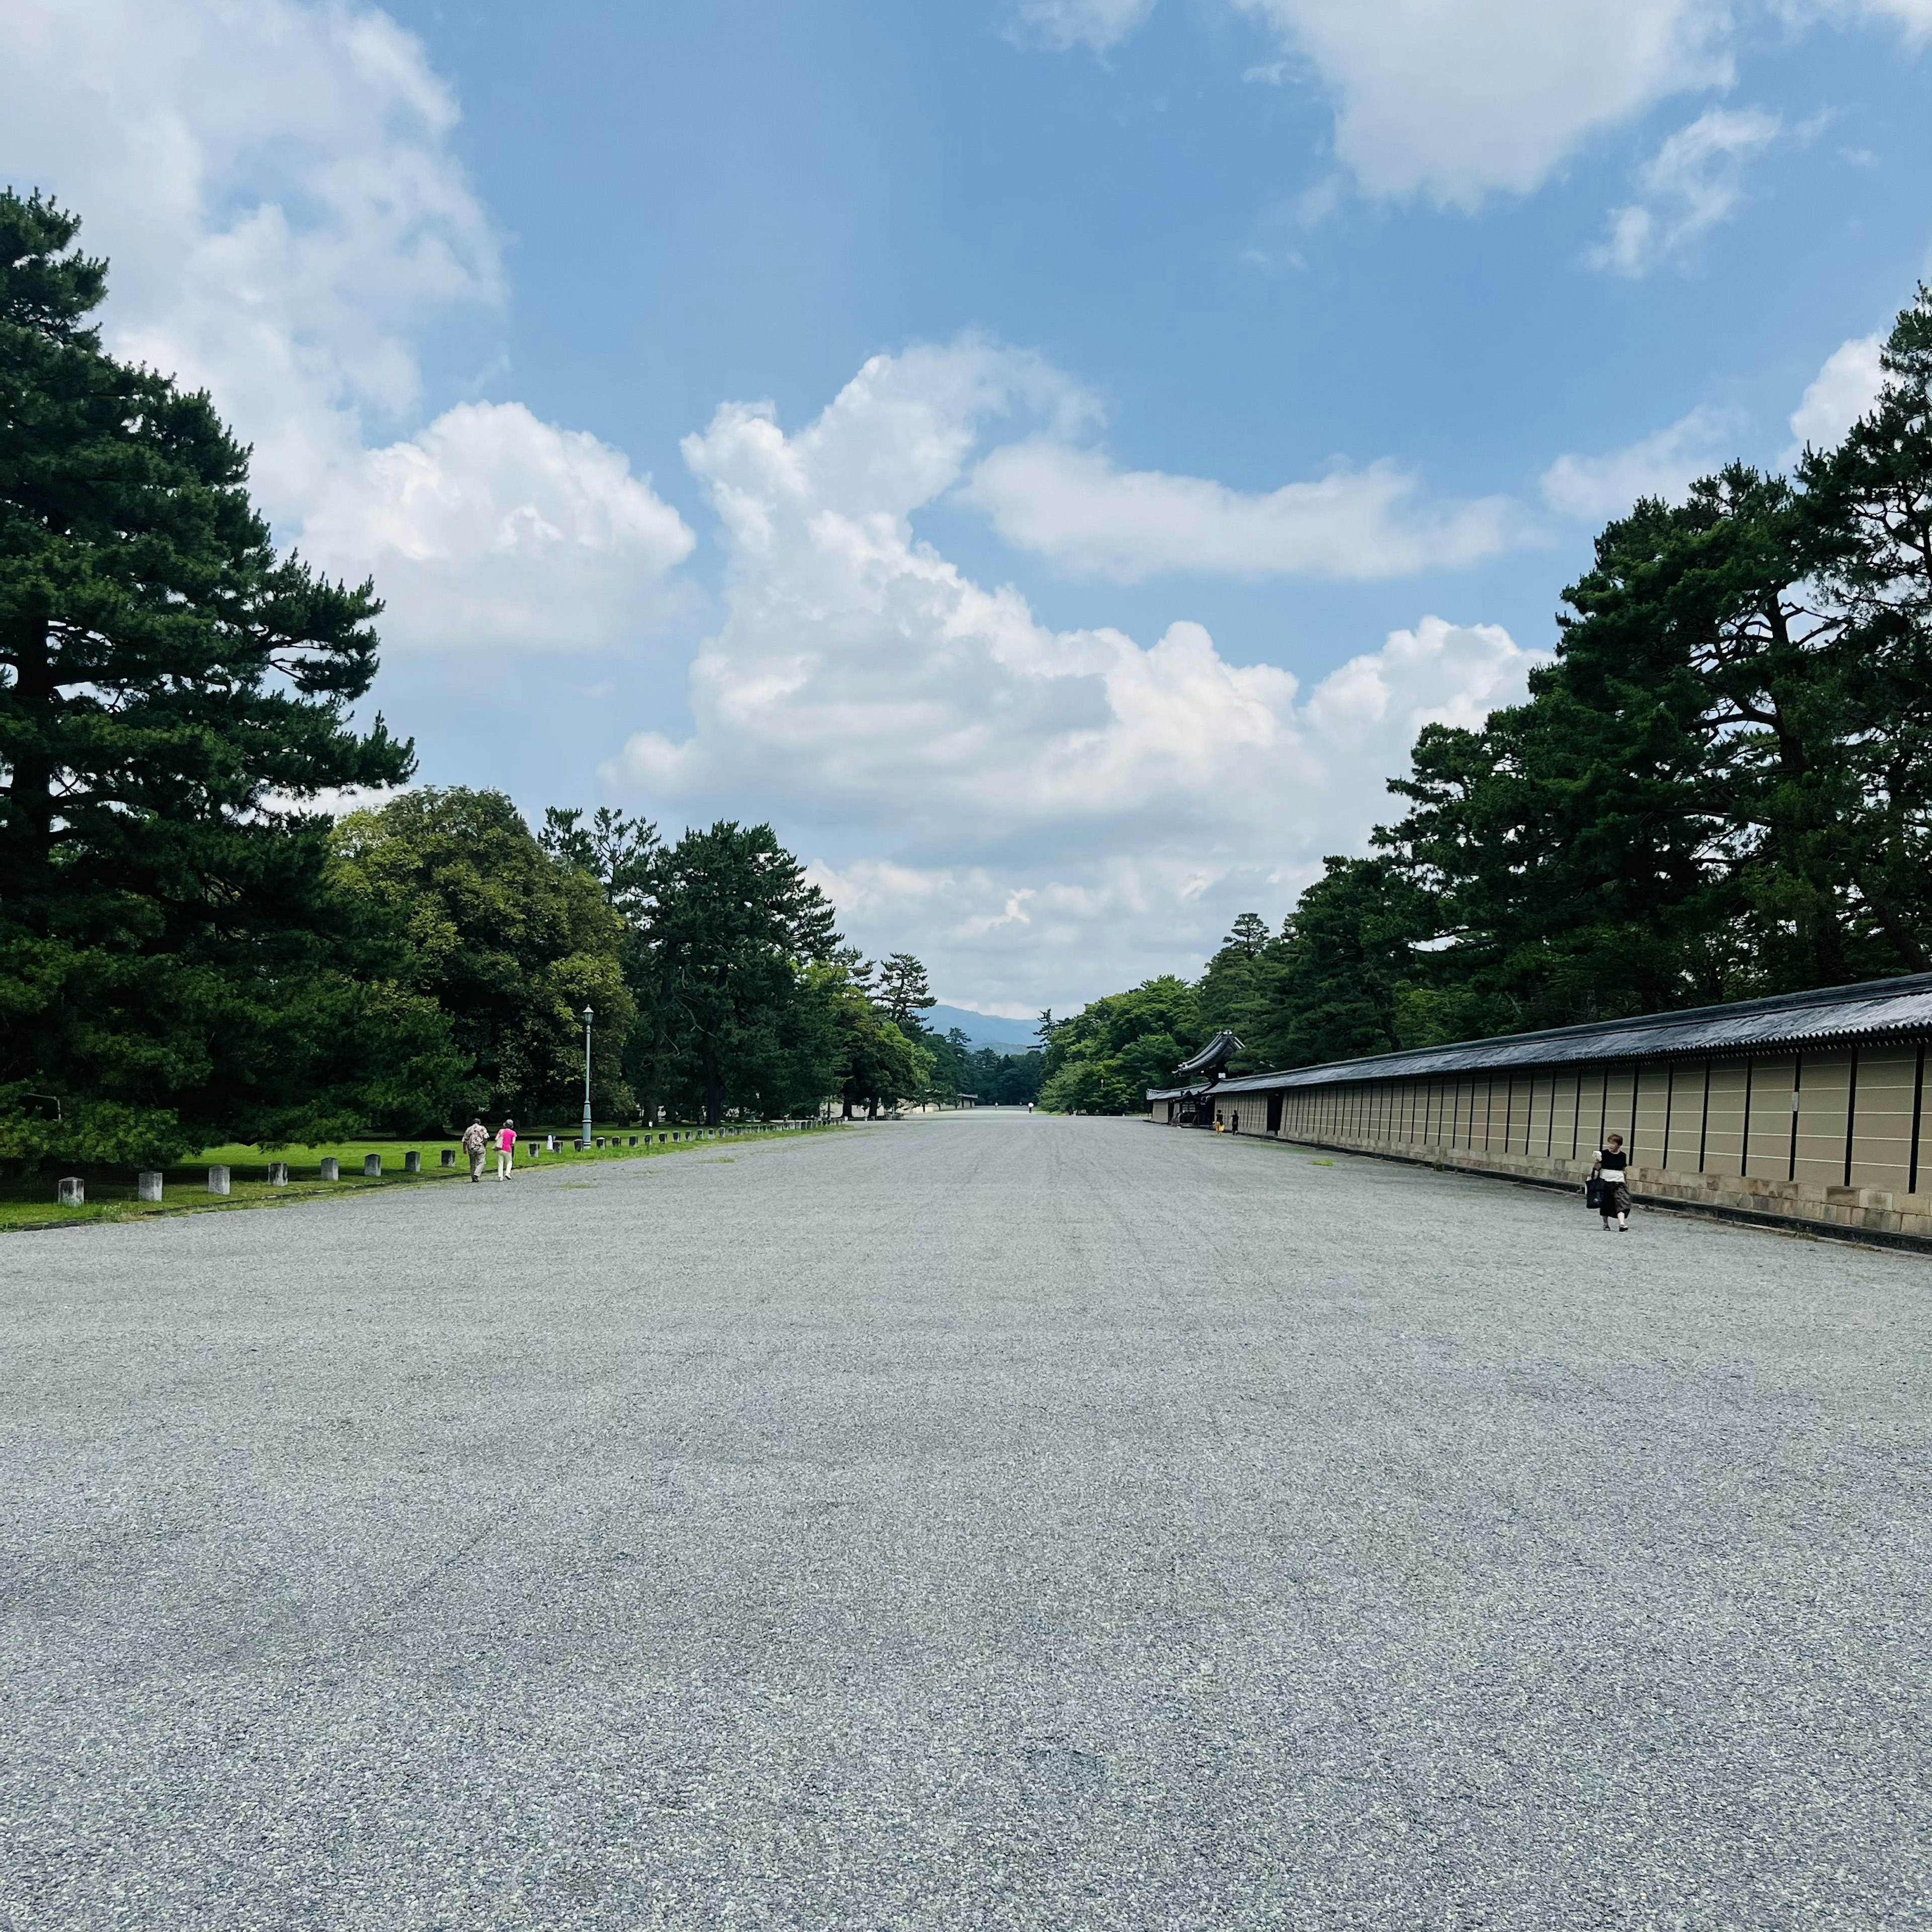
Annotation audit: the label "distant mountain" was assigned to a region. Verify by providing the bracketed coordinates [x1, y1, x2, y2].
[924, 1004, 1040, 1055]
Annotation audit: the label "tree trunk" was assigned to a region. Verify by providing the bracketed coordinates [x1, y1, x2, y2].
[639, 1001, 670, 1129]
[703, 1042, 722, 1128]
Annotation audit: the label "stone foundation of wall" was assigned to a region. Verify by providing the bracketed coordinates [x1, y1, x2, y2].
[1191, 1122, 1932, 1254]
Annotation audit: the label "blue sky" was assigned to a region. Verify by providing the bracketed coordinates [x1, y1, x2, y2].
[6, 0, 1929, 1014]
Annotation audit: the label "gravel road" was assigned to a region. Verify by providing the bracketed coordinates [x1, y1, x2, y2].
[3, 1113, 1928, 1930]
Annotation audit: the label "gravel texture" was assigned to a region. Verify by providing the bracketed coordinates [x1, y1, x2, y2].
[3, 1112, 1929, 1930]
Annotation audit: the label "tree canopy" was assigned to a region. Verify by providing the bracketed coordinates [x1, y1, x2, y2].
[330, 788, 634, 1127]
[0, 191, 415, 1164]
[1036, 978, 1201, 1113]
[0, 188, 970, 1162]
[1051, 286, 1932, 1108]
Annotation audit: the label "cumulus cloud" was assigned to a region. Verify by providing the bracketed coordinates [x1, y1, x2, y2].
[1231, 0, 1733, 207]
[7, 1, 1549, 1004]
[1540, 405, 1741, 522]
[796, 613, 1535, 1010]
[962, 439, 1525, 581]
[1009, 0, 1158, 51]
[1786, 333, 1886, 456]
[606, 343, 1542, 1008]
[3, 0, 497, 513]
[1587, 107, 1784, 277]
[301, 402, 694, 651]
[1, 0, 690, 650]
[1034, 0, 1929, 228]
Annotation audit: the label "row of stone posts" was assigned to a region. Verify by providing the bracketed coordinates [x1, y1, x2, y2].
[57, 1147, 433, 1204]
[55, 1117, 835, 1203]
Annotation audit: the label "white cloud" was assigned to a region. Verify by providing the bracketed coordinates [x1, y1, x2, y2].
[799, 612, 1534, 1010]
[1, 0, 690, 652]
[3, 0, 498, 515]
[1862, 0, 1932, 31]
[301, 402, 694, 651]
[1587, 107, 1783, 276]
[1786, 334, 1885, 456]
[1540, 405, 1741, 521]
[962, 439, 1525, 582]
[1780, 0, 1932, 38]
[607, 343, 1542, 1009]
[1037, 0, 1930, 228]
[1231, 0, 1733, 208]
[1009, 0, 1157, 52]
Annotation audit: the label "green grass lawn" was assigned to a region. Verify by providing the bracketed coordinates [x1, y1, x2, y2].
[2, 1120, 841, 1231]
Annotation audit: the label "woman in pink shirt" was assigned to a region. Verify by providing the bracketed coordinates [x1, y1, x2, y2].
[496, 1119, 517, 1181]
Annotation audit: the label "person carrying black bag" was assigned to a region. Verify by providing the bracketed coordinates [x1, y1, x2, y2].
[1588, 1132, 1632, 1232]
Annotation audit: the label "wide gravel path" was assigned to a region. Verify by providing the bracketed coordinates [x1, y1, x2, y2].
[3, 1113, 1929, 1930]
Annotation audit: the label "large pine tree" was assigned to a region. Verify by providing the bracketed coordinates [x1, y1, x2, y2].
[0, 192, 421, 1164]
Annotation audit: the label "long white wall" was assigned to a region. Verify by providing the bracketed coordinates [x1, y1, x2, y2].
[1157, 1045, 1932, 1244]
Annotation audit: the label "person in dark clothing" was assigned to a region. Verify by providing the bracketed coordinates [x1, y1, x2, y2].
[1590, 1131, 1632, 1231]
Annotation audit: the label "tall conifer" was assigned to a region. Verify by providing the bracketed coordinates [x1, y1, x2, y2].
[0, 192, 418, 1162]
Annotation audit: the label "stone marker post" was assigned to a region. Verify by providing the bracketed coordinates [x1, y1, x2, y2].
[319, 1157, 340, 1181]
[58, 1176, 85, 1206]
[268, 1163, 288, 1187]
[363, 1154, 381, 1177]
[207, 1166, 230, 1195]
[137, 1172, 163, 1202]
[441, 1149, 455, 1167]
[404, 1151, 421, 1174]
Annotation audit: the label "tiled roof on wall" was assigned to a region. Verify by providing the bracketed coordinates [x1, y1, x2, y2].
[1156, 973, 1932, 1098]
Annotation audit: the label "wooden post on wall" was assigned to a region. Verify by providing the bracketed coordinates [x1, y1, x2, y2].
[1912, 1045, 1925, 1196]
[1842, 1047, 1859, 1188]
[1789, 1056, 1802, 1182]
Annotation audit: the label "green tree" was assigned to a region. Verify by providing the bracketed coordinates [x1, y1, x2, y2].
[1061, 290, 1932, 1077]
[1386, 458, 1924, 1036]
[330, 788, 634, 1126]
[0, 191, 416, 1165]
[1797, 282, 1932, 970]
[875, 952, 936, 1028]
[539, 806, 661, 913]
[987, 1049, 1044, 1106]
[641, 821, 842, 1124]
[817, 957, 933, 1118]
[1036, 977, 1202, 1113]
[1199, 864, 1438, 1070]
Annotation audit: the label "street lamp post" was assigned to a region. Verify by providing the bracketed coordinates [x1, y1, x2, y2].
[581, 1005, 594, 1150]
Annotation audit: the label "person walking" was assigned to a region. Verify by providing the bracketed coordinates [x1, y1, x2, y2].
[1590, 1131, 1633, 1232]
[497, 1118, 517, 1181]
[460, 1116, 489, 1183]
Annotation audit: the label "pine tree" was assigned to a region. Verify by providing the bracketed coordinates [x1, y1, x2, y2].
[642, 822, 841, 1124]
[0, 192, 415, 1164]
[875, 952, 936, 1028]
